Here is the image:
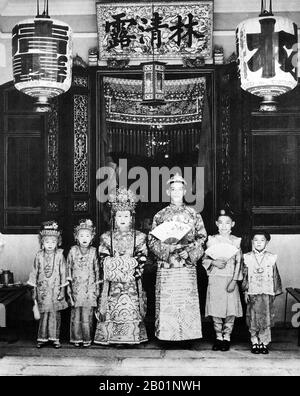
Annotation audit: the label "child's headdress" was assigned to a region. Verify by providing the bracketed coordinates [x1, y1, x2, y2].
[216, 205, 235, 221]
[39, 220, 62, 247]
[74, 219, 96, 239]
[108, 187, 137, 213]
[167, 172, 187, 186]
[40, 220, 61, 238]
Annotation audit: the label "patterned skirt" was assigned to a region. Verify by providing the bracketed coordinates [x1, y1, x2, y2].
[94, 280, 148, 345]
[155, 266, 202, 341]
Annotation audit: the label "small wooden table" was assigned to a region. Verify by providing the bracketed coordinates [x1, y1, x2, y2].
[0, 285, 29, 328]
[284, 287, 300, 346]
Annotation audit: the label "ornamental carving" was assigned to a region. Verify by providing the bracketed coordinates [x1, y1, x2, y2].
[73, 76, 88, 88]
[47, 201, 59, 212]
[74, 200, 89, 212]
[73, 94, 89, 193]
[47, 99, 59, 193]
[220, 93, 231, 198]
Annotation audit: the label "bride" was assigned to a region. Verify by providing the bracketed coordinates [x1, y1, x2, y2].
[94, 187, 148, 345]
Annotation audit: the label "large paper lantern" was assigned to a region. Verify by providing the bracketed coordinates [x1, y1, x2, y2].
[236, 0, 298, 111]
[12, 1, 72, 112]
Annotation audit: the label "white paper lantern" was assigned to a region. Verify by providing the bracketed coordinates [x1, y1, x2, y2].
[12, 1, 72, 112]
[236, 1, 298, 111]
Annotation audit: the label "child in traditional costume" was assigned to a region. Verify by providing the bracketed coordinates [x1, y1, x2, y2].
[28, 221, 68, 348]
[242, 231, 282, 354]
[148, 173, 206, 342]
[202, 209, 242, 351]
[94, 187, 148, 345]
[67, 219, 99, 347]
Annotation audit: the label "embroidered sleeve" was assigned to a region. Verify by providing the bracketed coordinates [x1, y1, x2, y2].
[135, 232, 148, 275]
[93, 250, 101, 295]
[66, 248, 74, 283]
[273, 263, 283, 296]
[27, 253, 39, 287]
[233, 246, 243, 281]
[241, 259, 249, 292]
[148, 213, 171, 262]
[99, 233, 111, 261]
[202, 236, 214, 273]
[59, 252, 69, 288]
[186, 212, 207, 265]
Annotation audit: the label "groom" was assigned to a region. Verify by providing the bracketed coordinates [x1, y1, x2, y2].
[148, 173, 207, 342]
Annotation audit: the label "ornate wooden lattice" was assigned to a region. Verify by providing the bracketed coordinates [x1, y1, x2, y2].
[47, 99, 59, 193]
[73, 94, 89, 193]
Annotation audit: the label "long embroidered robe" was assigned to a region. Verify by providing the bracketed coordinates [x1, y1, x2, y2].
[94, 230, 148, 345]
[27, 248, 68, 342]
[148, 203, 207, 341]
[67, 245, 100, 344]
[202, 234, 243, 318]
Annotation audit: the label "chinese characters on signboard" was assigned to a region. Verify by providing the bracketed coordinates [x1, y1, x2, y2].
[96, 1, 213, 62]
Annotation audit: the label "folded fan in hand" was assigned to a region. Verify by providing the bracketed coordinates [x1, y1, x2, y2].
[205, 243, 238, 260]
[150, 221, 191, 244]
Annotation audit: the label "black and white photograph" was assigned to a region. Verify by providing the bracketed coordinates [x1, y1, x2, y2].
[0, 0, 300, 380]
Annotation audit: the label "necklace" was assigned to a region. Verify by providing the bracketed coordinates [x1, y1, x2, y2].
[44, 251, 56, 278]
[78, 245, 90, 262]
[253, 252, 265, 274]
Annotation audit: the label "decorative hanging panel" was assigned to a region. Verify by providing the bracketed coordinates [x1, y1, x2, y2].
[104, 76, 206, 125]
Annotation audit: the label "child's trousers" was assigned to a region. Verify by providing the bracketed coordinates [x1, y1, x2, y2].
[70, 307, 94, 345]
[249, 327, 271, 345]
[213, 316, 235, 341]
[37, 311, 61, 343]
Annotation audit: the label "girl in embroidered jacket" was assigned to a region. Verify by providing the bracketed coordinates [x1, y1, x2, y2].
[67, 219, 100, 347]
[148, 173, 207, 342]
[27, 221, 68, 348]
[202, 208, 243, 351]
[242, 231, 282, 354]
[94, 187, 148, 345]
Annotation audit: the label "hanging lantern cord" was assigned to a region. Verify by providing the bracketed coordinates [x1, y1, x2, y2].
[36, 0, 50, 18]
[260, 0, 273, 17]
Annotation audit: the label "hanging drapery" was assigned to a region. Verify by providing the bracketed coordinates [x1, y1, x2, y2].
[103, 77, 206, 126]
[107, 123, 200, 158]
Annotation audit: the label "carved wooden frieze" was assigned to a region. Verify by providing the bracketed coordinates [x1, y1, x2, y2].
[220, 92, 231, 200]
[73, 94, 89, 193]
[47, 99, 59, 193]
